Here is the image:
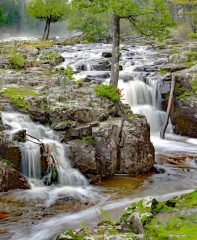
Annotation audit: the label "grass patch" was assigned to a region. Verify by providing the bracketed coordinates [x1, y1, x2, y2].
[3, 88, 37, 109]
[18, 41, 57, 49]
[94, 84, 120, 102]
[8, 51, 26, 70]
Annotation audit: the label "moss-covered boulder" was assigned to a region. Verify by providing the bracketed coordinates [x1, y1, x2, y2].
[170, 65, 197, 137]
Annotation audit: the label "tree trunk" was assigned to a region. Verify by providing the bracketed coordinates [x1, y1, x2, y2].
[160, 74, 175, 139]
[42, 18, 51, 40]
[110, 13, 120, 88]
[45, 18, 51, 40]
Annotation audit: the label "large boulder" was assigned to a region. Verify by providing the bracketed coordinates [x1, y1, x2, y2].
[168, 52, 189, 64]
[68, 116, 155, 178]
[0, 161, 30, 192]
[119, 118, 154, 175]
[170, 65, 197, 137]
[0, 136, 22, 171]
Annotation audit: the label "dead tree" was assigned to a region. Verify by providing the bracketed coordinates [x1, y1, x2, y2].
[160, 74, 176, 139]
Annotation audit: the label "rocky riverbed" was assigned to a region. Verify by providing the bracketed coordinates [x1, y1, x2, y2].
[0, 37, 196, 240]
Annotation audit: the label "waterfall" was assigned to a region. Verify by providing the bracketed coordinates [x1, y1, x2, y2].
[1, 112, 88, 186]
[60, 43, 171, 133]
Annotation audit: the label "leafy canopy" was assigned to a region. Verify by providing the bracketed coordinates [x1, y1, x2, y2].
[0, 6, 7, 25]
[27, 0, 69, 22]
[71, 0, 174, 41]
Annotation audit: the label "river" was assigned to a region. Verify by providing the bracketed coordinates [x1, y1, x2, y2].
[0, 41, 196, 240]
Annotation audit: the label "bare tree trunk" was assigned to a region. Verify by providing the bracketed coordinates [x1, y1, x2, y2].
[160, 74, 176, 139]
[110, 13, 120, 88]
[42, 18, 51, 40]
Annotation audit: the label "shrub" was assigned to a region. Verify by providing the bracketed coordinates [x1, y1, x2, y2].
[94, 84, 120, 102]
[187, 52, 197, 62]
[188, 32, 197, 39]
[8, 51, 26, 69]
[64, 65, 74, 80]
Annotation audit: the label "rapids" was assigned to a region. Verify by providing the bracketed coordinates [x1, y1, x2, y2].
[0, 42, 196, 240]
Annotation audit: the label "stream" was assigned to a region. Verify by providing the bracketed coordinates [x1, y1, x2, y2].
[0, 42, 196, 240]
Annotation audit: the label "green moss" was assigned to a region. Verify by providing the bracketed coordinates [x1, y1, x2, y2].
[3, 88, 37, 109]
[159, 69, 168, 75]
[175, 190, 197, 209]
[192, 78, 197, 94]
[8, 51, 26, 70]
[145, 213, 197, 240]
[94, 84, 120, 102]
[0, 156, 14, 166]
[77, 136, 97, 146]
[175, 83, 195, 101]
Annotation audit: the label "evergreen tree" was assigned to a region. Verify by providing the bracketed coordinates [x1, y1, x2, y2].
[71, 0, 174, 87]
[27, 0, 69, 40]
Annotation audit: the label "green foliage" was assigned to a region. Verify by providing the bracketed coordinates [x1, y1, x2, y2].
[27, 0, 69, 23]
[0, 157, 14, 166]
[76, 79, 83, 87]
[8, 51, 26, 70]
[3, 88, 37, 109]
[64, 65, 74, 80]
[70, 0, 174, 42]
[0, 6, 7, 25]
[187, 52, 197, 62]
[94, 84, 121, 102]
[68, 3, 111, 42]
[188, 32, 197, 38]
[159, 69, 168, 75]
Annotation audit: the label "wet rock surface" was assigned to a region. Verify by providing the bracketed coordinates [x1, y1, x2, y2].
[170, 65, 197, 137]
[0, 161, 29, 192]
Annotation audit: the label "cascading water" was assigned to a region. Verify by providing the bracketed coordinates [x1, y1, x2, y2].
[1, 112, 88, 186]
[1, 42, 196, 240]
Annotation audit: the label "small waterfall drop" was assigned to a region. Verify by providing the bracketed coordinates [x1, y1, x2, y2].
[118, 47, 171, 133]
[1, 112, 88, 186]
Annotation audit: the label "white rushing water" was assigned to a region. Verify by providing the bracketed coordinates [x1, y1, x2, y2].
[60, 43, 197, 154]
[1, 112, 88, 186]
[0, 112, 102, 212]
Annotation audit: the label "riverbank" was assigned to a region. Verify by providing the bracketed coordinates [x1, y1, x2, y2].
[56, 190, 197, 240]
